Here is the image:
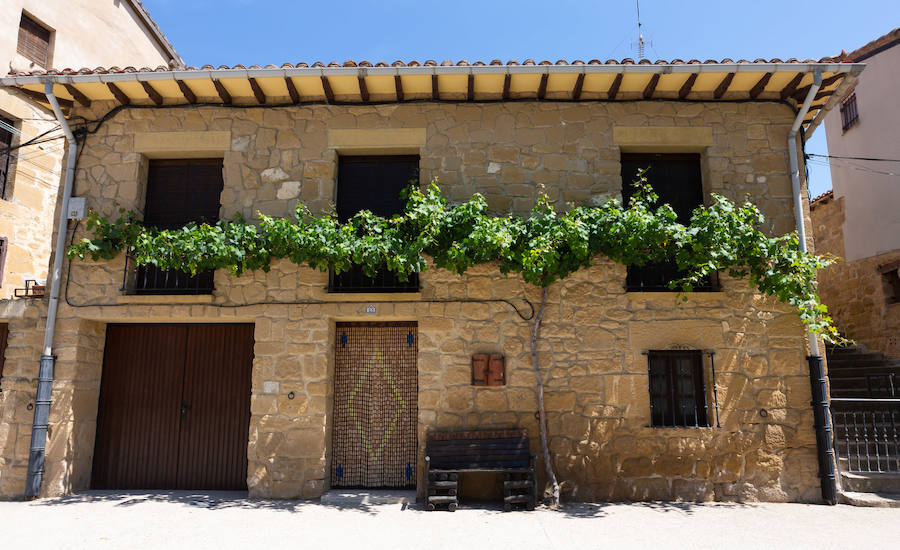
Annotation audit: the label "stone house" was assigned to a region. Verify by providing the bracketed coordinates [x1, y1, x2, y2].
[0, 0, 180, 380]
[812, 28, 900, 359]
[0, 56, 862, 502]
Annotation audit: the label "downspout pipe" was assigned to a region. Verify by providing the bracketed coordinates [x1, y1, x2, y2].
[788, 71, 838, 505]
[24, 82, 77, 498]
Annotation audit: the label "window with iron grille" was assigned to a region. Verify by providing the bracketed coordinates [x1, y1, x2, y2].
[648, 350, 709, 428]
[329, 155, 420, 293]
[620, 153, 719, 292]
[17, 13, 52, 68]
[0, 116, 14, 199]
[840, 93, 859, 132]
[124, 159, 224, 295]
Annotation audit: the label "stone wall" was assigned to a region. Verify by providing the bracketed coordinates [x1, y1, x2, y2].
[0, 89, 64, 300]
[0, 99, 820, 502]
[811, 194, 900, 357]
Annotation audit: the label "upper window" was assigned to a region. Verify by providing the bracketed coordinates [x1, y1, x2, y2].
[17, 13, 52, 68]
[840, 93, 859, 132]
[124, 159, 224, 295]
[330, 155, 420, 293]
[0, 116, 15, 199]
[620, 153, 718, 291]
[648, 350, 709, 428]
[880, 261, 900, 305]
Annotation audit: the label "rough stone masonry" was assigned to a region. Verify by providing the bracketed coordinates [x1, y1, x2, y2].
[0, 99, 821, 502]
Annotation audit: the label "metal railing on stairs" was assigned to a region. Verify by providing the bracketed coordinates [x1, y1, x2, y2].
[832, 398, 900, 473]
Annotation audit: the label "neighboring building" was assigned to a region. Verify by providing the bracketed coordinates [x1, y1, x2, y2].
[812, 28, 900, 359]
[0, 57, 860, 502]
[0, 0, 180, 304]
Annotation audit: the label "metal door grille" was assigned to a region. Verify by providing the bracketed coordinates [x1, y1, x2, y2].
[332, 322, 418, 488]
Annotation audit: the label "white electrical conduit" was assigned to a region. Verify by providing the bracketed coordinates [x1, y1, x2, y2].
[23, 82, 77, 497]
[787, 70, 822, 355]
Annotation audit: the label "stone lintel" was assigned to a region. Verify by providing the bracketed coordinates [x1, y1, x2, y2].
[134, 131, 231, 158]
[614, 126, 714, 153]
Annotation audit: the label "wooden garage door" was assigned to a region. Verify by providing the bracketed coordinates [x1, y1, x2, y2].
[92, 324, 254, 490]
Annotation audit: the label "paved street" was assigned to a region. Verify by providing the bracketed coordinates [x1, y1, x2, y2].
[1, 492, 897, 549]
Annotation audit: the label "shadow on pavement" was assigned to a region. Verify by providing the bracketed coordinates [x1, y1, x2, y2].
[29, 490, 388, 515]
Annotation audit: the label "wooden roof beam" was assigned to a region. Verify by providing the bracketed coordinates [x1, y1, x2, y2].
[572, 73, 585, 100]
[284, 77, 299, 104]
[713, 72, 735, 99]
[321, 75, 335, 103]
[106, 82, 130, 106]
[176, 80, 197, 104]
[213, 79, 232, 104]
[248, 77, 266, 104]
[63, 84, 91, 107]
[467, 74, 475, 101]
[749, 72, 773, 99]
[502, 73, 511, 100]
[642, 73, 660, 99]
[607, 73, 623, 100]
[791, 74, 844, 103]
[140, 81, 163, 105]
[18, 87, 73, 109]
[537, 73, 548, 100]
[431, 74, 439, 100]
[779, 73, 804, 100]
[394, 75, 404, 101]
[358, 75, 369, 102]
[679, 73, 697, 99]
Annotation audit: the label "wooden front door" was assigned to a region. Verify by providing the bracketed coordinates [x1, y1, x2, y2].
[92, 324, 254, 490]
[331, 322, 418, 488]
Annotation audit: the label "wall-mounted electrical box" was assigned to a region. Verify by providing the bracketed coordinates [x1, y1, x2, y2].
[67, 197, 86, 220]
[472, 353, 505, 386]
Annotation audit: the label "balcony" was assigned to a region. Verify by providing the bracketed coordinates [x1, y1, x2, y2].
[122, 253, 214, 295]
[328, 264, 419, 293]
[626, 260, 720, 292]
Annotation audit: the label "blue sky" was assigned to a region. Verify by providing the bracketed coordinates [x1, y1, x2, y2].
[144, 0, 898, 197]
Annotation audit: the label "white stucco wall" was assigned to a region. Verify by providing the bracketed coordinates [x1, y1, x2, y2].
[2, 0, 174, 72]
[823, 44, 900, 261]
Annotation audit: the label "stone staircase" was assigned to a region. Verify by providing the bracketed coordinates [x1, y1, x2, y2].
[826, 344, 900, 507]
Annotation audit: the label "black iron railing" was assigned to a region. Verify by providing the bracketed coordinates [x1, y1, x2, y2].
[627, 261, 720, 292]
[328, 264, 419, 293]
[122, 253, 214, 295]
[832, 398, 900, 473]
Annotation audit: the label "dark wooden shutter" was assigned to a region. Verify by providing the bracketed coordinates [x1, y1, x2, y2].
[621, 154, 715, 291]
[620, 153, 703, 224]
[336, 156, 419, 222]
[0, 117, 13, 198]
[17, 14, 51, 67]
[145, 159, 224, 229]
[330, 155, 420, 292]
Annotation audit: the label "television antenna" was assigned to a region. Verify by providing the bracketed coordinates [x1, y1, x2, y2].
[632, 0, 651, 59]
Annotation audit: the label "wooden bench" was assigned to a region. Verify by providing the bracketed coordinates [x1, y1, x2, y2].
[425, 430, 537, 511]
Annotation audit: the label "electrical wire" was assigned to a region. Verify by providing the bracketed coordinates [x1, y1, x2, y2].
[807, 153, 900, 163]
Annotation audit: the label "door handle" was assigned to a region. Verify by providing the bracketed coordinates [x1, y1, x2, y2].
[181, 401, 191, 418]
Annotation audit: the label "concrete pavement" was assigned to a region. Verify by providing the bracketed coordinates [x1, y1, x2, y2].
[1, 491, 897, 549]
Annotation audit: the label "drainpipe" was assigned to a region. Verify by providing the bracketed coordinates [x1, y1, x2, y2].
[24, 82, 77, 498]
[788, 71, 837, 505]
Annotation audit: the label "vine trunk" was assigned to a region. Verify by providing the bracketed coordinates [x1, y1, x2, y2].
[530, 286, 560, 507]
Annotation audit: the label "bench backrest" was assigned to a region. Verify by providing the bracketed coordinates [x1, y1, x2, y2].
[426, 430, 531, 469]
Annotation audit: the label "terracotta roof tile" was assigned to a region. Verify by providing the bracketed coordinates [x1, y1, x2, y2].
[7, 56, 850, 77]
[845, 28, 900, 62]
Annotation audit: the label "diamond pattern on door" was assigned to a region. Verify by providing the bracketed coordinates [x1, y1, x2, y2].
[332, 322, 418, 488]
